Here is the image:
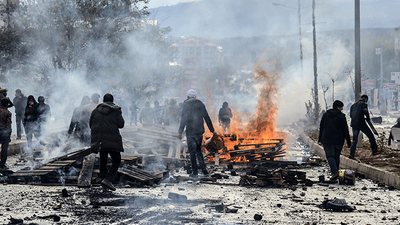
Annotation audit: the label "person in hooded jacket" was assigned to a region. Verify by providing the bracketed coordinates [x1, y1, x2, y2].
[178, 89, 216, 177]
[68, 96, 90, 137]
[23, 95, 39, 150]
[218, 102, 233, 134]
[349, 94, 379, 159]
[13, 89, 27, 139]
[318, 100, 351, 180]
[90, 93, 124, 191]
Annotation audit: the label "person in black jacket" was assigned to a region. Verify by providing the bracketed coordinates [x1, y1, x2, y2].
[318, 100, 351, 180]
[178, 89, 216, 177]
[349, 95, 379, 159]
[23, 95, 39, 150]
[90, 93, 124, 191]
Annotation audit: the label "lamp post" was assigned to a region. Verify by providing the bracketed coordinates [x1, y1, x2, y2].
[312, 0, 319, 121]
[272, 1, 303, 77]
[376, 47, 387, 115]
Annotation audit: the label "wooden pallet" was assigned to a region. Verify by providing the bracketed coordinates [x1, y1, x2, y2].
[10, 159, 78, 183]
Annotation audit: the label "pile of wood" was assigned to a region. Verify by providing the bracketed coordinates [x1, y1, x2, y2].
[7, 148, 165, 187]
[230, 139, 285, 161]
[239, 166, 307, 187]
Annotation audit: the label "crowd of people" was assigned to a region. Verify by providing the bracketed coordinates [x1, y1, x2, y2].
[0, 86, 233, 191]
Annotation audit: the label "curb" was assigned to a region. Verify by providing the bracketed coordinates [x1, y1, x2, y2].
[297, 126, 400, 189]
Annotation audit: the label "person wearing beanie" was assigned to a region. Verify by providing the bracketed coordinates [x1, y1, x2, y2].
[13, 89, 27, 139]
[78, 93, 100, 146]
[0, 98, 12, 169]
[90, 93, 124, 191]
[23, 95, 39, 150]
[178, 89, 217, 178]
[37, 96, 51, 142]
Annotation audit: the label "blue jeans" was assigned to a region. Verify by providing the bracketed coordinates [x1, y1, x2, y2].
[323, 144, 343, 175]
[186, 135, 206, 175]
[350, 124, 378, 157]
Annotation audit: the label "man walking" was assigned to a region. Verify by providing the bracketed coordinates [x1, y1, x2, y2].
[318, 100, 351, 180]
[13, 89, 27, 140]
[90, 93, 124, 191]
[0, 98, 12, 169]
[349, 94, 380, 159]
[178, 89, 216, 177]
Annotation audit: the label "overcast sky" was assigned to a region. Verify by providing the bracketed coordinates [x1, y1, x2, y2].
[147, 0, 198, 8]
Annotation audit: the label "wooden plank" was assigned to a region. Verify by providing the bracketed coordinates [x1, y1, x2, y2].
[175, 142, 182, 159]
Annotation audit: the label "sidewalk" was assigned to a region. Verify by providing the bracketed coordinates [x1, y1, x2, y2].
[295, 124, 400, 189]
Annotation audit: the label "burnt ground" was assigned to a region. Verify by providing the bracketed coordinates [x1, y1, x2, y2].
[0, 131, 400, 224]
[1, 161, 400, 225]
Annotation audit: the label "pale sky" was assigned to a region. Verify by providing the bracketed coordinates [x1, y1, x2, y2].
[147, 0, 198, 8]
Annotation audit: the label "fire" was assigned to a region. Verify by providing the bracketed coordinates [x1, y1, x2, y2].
[204, 51, 285, 163]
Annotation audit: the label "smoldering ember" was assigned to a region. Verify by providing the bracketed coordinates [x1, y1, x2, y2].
[0, 0, 400, 225]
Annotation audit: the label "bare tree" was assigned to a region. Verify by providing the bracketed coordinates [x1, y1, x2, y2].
[321, 84, 330, 111]
[326, 72, 339, 102]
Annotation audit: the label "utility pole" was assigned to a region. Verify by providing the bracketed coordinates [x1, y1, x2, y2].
[354, 0, 361, 101]
[376, 47, 387, 115]
[355, 0, 363, 147]
[298, 0, 304, 77]
[312, 0, 319, 121]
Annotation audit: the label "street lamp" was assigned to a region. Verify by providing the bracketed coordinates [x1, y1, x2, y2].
[272, 1, 303, 77]
[376, 47, 387, 115]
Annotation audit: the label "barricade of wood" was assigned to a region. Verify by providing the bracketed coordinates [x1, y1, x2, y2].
[7, 148, 168, 187]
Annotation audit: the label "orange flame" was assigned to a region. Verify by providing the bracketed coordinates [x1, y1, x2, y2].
[203, 51, 285, 163]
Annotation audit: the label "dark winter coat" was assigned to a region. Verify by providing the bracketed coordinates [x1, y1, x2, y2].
[350, 99, 370, 128]
[318, 108, 351, 146]
[90, 102, 124, 152]
[0, 106, 12, 131]
[13, 94, 27, 115]
[24, 100, 39, 124]
[218, 106, 233, 124]
[178, 98, 215, 136]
